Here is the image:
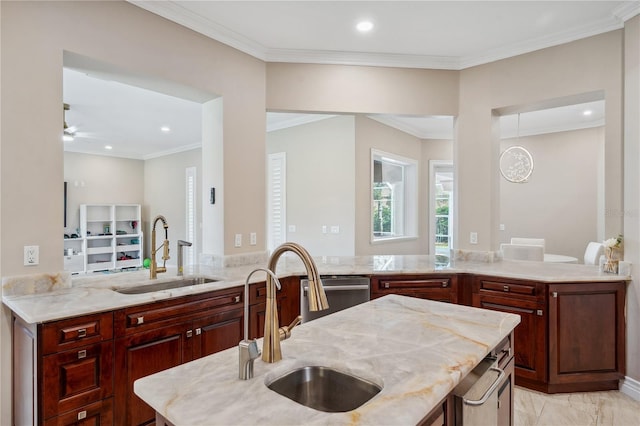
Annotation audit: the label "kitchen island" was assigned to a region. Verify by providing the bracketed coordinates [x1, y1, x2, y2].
[134, 294, 520, 426]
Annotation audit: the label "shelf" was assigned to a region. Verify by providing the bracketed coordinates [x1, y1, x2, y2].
[78, 204, 143, 274]
[116, 244, 140, 252]
[87, 247, 113, 255]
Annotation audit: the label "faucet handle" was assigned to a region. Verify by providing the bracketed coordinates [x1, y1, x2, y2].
[162, 240, 170, 260]
[279, 315, 302, 341]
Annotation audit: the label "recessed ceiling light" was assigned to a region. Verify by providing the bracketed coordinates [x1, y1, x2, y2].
[104, 145, 113, 150]
[583, 110, 593, 116]
[356, 21, 374, 32]
[160, 126, 171, 133]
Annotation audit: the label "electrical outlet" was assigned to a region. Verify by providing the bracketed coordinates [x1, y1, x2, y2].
[24, 245, 39, 266]
[234, 234, 242, 247]
[499, 224, 505, 231]
[330, 226, 340, 234]
[250, 232, 257, 246]
[322, 225, 327, 234]
[470, 232, 478, 244]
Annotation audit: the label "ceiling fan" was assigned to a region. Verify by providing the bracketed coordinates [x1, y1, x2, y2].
[63, 103, 76, 142]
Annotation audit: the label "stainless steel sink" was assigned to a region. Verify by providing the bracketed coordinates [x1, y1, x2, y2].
[266, 366, 382, 412]
[115, 277, 217, 294]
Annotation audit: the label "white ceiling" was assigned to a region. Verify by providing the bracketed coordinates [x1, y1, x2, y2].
[63, 1, 634, 158]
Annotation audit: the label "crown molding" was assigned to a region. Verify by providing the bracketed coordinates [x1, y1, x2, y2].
[129, 1, 633, 71]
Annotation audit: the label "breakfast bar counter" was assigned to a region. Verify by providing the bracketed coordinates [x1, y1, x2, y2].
[134, 294, 520, 426]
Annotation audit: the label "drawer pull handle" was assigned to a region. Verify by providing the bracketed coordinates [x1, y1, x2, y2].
[78, 350, 87, 359]
[503, 285, 510, 292]
[136, 316, 144, 325]
[384, 283, 390, 289]
[442, 282, 448, 288]
[234, 295, 241, 303]
[77, 410, 87, 420]
[77, 328, 87, 338]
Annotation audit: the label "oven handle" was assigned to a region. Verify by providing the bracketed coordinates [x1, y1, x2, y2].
[462, 367, 505, 406]
[303, 285, 370, 292]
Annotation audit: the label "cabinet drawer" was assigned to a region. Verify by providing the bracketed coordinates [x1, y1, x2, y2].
[377, 278, 450, 291]
[479, 280, 537, 297]
[118, 288, 243, 334]
[41, 312, 114, 355]
[248, 276, 298, 304]
[43, 398, 113, 426]
[42, 342, 113, 420]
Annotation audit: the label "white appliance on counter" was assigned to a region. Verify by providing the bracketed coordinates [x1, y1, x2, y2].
[301, 276, 370, 322]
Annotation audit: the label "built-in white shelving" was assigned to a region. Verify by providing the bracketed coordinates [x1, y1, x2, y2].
[75, 204, 143, 273]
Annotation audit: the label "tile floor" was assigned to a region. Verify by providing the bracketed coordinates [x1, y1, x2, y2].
[514, 387, 640, 426]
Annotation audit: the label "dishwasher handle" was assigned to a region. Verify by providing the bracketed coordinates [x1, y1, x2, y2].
[462, 367, 505, 406]
[303, 285, 370, 292]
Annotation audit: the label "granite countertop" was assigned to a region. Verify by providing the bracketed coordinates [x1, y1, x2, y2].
[134, 294, 521, 426]
[2, 254, 627, 324]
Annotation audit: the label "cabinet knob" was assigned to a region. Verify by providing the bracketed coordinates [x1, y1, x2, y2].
[186, 330, 193, 338]
[78, 350, 87, 359]
[195, 328, 202, 335]
[136, 316, 144, 325]
[77, 328, 87, 338]
[384, 283, 390, 289]
[77, 411, 87, 421]
[442, 282, 448, 288]
[537, 309, 543, 316]
[552, 291, 558, 298]
[503, 285, 510, 292]
[234, 295, 241, 303]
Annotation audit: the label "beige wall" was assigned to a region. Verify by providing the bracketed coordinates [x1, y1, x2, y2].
[499, 127, 603, 260]
[456, 31, 623, 251]
[267, 116, 355, 256]
[63, 152, 145, 234]
[623, 15, 640, 387]
[1, 2, 265, 423]
[144, 149, 202, 265]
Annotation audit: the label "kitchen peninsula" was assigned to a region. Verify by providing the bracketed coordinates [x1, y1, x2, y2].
[2, 255, 628, 425]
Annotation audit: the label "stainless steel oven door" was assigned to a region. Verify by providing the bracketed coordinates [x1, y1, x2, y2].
[301, 276, 370, 322]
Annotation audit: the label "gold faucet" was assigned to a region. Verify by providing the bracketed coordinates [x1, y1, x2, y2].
[262, 242, 329, 363]
[150, 215, 170, 279]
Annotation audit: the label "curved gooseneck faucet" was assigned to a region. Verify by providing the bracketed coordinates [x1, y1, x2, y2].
[150, 215, 169, 279]
[262, 242, 329, 363]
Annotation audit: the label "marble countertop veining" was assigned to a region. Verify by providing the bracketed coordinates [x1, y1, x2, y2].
[2, 255, 627, 324]
[134, 294, 521, 426]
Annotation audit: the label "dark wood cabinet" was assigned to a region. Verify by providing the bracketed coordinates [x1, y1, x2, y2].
[472, 276, 626, 393]
[113, 287, 243, 425]
[547, 281, 626, 392]
[371, 274, 458, 303]
[43, 398, 113, 426]
[472, 277, 546, 384]
[248, 275, 300, 339]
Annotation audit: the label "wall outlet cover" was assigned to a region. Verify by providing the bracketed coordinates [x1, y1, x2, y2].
[24, 245, 39, 266]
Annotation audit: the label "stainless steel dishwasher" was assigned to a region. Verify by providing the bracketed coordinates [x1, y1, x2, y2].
[301, 275, 370, 322]
[452, 356, 505, 425]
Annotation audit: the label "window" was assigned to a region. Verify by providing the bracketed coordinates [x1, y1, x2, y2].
[185, 167, 197, 267]
[371, 150, 418, 241]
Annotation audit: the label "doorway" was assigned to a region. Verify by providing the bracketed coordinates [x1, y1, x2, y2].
[430, 161, 454, 262]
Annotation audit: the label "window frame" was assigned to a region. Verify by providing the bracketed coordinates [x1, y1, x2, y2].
[370, 149, 419, 243]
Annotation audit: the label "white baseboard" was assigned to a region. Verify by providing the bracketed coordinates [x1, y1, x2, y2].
[620, 375, 640, 401]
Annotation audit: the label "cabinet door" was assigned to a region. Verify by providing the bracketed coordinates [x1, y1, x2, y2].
[42, 342, 113, 421]
[192, 307, 243, 358]
[476, 294, 546, 382]
[114, 323, 191, 426]
[43, 398, 113, 426]
[548, 282, 625, 387]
